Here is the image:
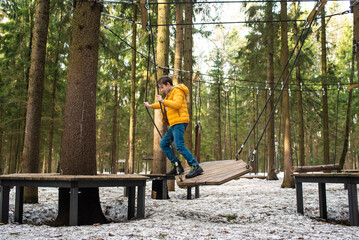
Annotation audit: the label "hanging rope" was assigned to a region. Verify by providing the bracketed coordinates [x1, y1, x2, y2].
[235, 21, 307, 162]
[144, 34, 163, 138]
[147, 0, 346, 5]
[243, 0, 324, 168]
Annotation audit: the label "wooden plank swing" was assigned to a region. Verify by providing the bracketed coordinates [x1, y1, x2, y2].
[174, 122, 252, 189]
[175, 159, 251, 188]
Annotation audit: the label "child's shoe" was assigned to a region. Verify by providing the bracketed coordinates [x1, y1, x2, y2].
[166, 162, 184, 175]
[185, 164, 203, 178]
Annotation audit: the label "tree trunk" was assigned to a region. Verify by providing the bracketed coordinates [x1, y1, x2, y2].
[217, 75, 222, 160]
[0, 109, 3, 175]
[354, 0, 359, 85]
[293, 2, 305, 167]
[111, 84, 119, 174]
[55, 1, 107, 226]
[251, 91, 257, 173]
[183, 0, 193, 166]
[21, 0, 50, 203]
[128, 5, 137, 174]
[266, 1, 277, 180]
[48, 9, 63, 173]
[280, 1, 294, 188]
[339, 38, 355, 169]
[173, 1, 183, 85]
[152, 0, 170, 200]
[321, 10, 330, 165]
[168, 2, 183, 191]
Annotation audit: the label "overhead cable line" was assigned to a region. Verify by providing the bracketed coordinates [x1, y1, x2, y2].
[102, 0, 348, 4]
[102, 14, 351, 89]
[153, 10, 350, 26]
[99, 27, 352, 89]
[102, 24, 151, 60]
[195, 79, 351, 91]
[147, 0, 347, 5]
[102, 13, 142, 25]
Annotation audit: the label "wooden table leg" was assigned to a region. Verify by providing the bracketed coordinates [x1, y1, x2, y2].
[15, 186, 24, 224]
[127, 186, 135, 220]
[348, 183, 359, 226]
[318, 182, 327, 219]
[295, 181, 304, 214]
[137, 185, 145, 218]
[0, 186, 10, 224]
[69, 185, 79, 226]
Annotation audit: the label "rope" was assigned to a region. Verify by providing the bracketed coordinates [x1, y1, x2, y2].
[144, 35, 163, 138]
[195, 79, 349, 91]
[152, 10, 350, 26]
[145, 0, 180, 167]
[103, 25, 350, 89]
[245, 0, 321, 166]
[147, 0, 347, 5]
[236, 19, 310, 160]
[147, 1, 171, 134]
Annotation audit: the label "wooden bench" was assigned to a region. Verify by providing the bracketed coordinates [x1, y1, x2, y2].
[0, 173, 149, 226]
[175, 160, 251, 198]
[293, 173, 359, 226]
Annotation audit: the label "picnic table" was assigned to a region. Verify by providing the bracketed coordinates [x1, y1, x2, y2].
[0, 173, 149, 226]
[293, 173, 359, 226]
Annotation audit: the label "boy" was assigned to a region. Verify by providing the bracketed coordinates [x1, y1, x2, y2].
[144, 75, 203, 178]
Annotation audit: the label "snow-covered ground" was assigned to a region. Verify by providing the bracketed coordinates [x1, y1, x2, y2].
[1, 174, 359, 240]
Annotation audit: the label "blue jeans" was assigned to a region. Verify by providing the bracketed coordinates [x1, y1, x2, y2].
[160, 123, 198, 166]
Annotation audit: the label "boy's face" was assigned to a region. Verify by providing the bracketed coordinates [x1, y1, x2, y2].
[158, 83, 172, 95]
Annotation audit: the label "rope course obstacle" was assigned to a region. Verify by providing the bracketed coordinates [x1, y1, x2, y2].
[101, 0, 351, 184]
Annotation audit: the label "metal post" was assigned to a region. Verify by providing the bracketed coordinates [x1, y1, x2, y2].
[161, 180, 167, 199]
[295, 181, 304, 214]
[348, 183, 359, 226]
[127, 186, 135, 219]
[187, 187, 192, 200]
[318, 183, 327, 219]
[137, 184, 146, 218]
[69, 183, 79, 226]
[195, 186, 200, 198]
[0, 186, 10, 224]
[15, 186, 24, 223]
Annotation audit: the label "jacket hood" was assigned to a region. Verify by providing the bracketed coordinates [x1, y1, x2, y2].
[172, 84, 189, 94]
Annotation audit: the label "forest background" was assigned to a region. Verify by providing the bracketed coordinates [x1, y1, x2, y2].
[0, 0, 357, 180]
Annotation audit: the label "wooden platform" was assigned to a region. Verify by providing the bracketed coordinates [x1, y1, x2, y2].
[0, 173, 148, 225]
[175, 160, 252, 188]
[293, 172, 359, 226]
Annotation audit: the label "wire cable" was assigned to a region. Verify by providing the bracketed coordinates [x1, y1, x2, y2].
[153, 10, 350, 26]
[148, 0, 347, 5]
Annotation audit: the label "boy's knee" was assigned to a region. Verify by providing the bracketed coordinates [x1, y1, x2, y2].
[160, 139, 167, 149]
[174, 142, 185, 151]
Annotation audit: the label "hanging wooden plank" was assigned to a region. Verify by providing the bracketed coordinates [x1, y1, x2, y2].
[175, 160, 252, 188]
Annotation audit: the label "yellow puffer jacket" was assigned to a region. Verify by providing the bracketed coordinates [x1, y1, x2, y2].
[151, 84, 190, 127]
